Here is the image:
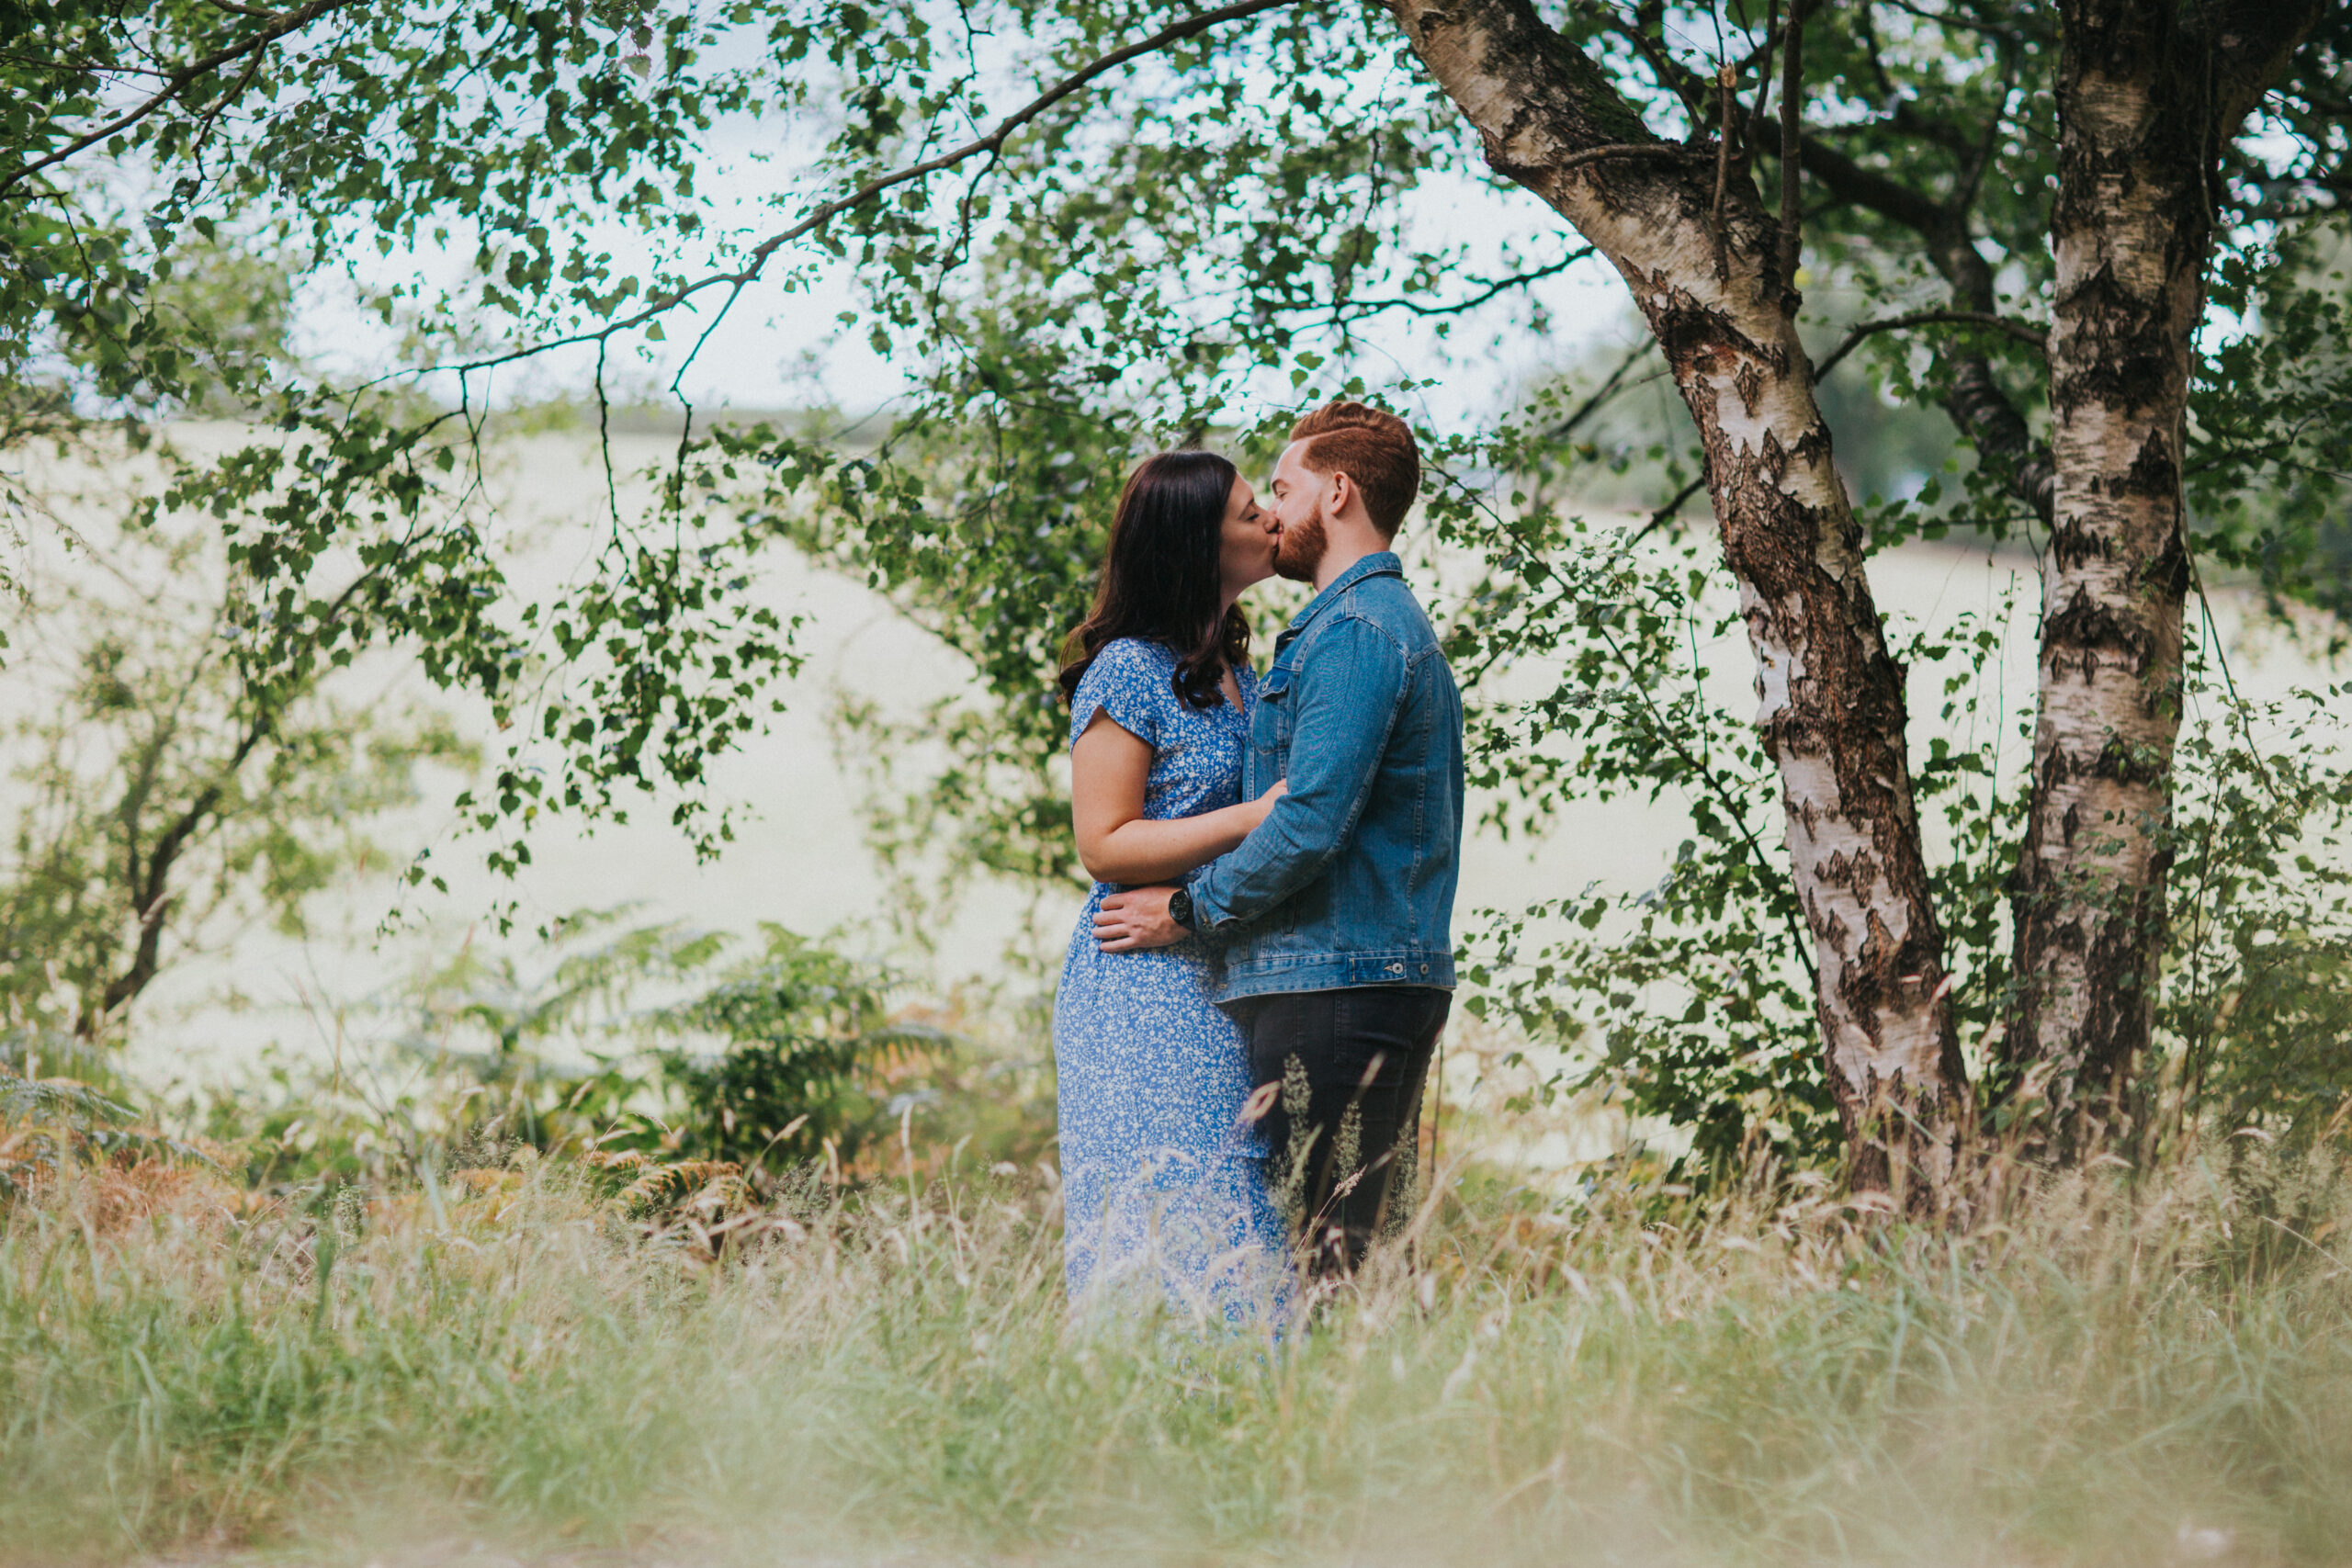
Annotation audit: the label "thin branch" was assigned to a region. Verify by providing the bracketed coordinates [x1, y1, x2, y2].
[1612, 6, 1713, 126]
[436, 0, 1301, 378]
[1544, 340, 1663, 441]
[1614, 0, 1825, 128]
[1712, 66, 1736, 277]
[1589, 590, 1817, 992]
[1882, 0, 2055, 39]
[191, 30, 273, 156]
[0, 0, 360, 199]
[1749, 0, 1781, 130]
[1776, 0, 1804, 282]
[90, 698, 275, 1031]
[1814, 309, 2048, 376]
[1630, 472, 1709, 544]
[1340, 246, 1598, 321]
[0, 50, 173, 78]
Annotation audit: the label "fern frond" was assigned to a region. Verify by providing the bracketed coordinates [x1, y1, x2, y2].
[616, 1158, 742, 1212]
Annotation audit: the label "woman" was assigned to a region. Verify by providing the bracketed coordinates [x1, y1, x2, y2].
[1053, 448, 1290, 1324]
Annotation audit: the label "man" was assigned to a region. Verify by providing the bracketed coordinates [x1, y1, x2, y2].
[1093, 400, 1465, 1278]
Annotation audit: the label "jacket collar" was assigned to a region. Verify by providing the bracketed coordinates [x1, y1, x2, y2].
[1277, 550, 1403, 647]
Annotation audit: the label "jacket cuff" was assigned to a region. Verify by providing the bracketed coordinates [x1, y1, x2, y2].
[1186, 871, 1240, 932]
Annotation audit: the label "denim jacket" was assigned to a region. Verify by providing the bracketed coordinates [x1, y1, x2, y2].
[1188, 551, 1464, 1002]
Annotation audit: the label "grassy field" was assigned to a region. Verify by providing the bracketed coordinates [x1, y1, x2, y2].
[4, 1147, 2350, 1568]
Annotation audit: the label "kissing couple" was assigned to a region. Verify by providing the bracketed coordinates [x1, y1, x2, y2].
[1051, 400, 1465, 1325]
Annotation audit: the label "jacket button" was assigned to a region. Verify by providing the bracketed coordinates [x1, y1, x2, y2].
[1386, 962, 1404, 975]
[1419, 964, 1430, 976]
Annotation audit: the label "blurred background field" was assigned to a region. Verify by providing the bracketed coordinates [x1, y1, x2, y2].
[15, 419, 2344, 1131]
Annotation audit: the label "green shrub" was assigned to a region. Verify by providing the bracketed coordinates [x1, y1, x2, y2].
[2158, 676, 2352, 1152]
[195, 911, 956, 1187]
[644, 924, 950, 1167]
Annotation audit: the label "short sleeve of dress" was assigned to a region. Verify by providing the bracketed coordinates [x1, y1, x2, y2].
[1067, 638, 1167, 751]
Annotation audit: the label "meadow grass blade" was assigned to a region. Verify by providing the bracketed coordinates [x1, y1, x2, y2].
[3, 1149, 2349, 1565]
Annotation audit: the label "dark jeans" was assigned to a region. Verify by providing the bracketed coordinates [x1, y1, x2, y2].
[1227, 986, 1451, 1279]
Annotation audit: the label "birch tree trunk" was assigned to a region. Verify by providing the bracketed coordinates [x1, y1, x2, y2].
[2003, 0, 2324, 1159]
[1384, 0, 1971, 1204]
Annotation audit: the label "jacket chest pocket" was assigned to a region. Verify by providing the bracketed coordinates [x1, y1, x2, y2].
[1258, 664, 1295, 755]
[1256, 663, 1298, 935]
[1261, 667, 1298, 784]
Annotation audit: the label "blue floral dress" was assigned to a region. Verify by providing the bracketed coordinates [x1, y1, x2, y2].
[1054, 637, 1291, 1325]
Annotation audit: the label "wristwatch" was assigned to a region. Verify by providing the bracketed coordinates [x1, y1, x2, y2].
[1168, 886, 1195, 932]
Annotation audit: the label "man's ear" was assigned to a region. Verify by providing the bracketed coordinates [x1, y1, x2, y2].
[1325, 468, 1353, 520]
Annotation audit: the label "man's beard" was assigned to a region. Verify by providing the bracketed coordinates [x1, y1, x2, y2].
[1272, 513, 1326, 581]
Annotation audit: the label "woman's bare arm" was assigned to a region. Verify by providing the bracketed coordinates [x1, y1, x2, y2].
[1070, 711, 1283, 886]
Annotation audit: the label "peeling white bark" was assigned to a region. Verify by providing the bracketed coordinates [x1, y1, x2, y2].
[2008, 39, 2200, 1152]
[1385, 0, 1970, 1201]
[2000, 0, 2336, 1156]
[1992, 0, 2327, 1160]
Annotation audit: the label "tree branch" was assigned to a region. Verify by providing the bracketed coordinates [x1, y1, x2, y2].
[1611, 3, 1713, 126]
[1767, 126, 2058, 523]
[1340, 246, 1597, 321]
[1611, 0, 1827, 130]
[0, 0, 362, 200]
[1775, 0, 1803, 281]
[1543, 339, 1663, 441]
[1629, 472, 1708, 543]
[1813, 309, 2048, 376]
[85, 705, 273, 1035]
[1880, 0, 2055, 42]
[2206, 0, 2331, 127]
[437, 0, 1301, 378]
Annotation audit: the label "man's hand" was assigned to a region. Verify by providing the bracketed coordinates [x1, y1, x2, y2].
[1094, 886, 1186, 952]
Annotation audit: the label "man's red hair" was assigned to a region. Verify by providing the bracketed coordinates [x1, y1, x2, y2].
[1289, 400, 1420, 536]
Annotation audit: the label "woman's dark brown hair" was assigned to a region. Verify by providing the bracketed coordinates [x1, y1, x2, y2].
[1057, 450, 1248, 711]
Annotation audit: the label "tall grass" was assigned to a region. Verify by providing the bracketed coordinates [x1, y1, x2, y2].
[5, 1148, 2350, 1566]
